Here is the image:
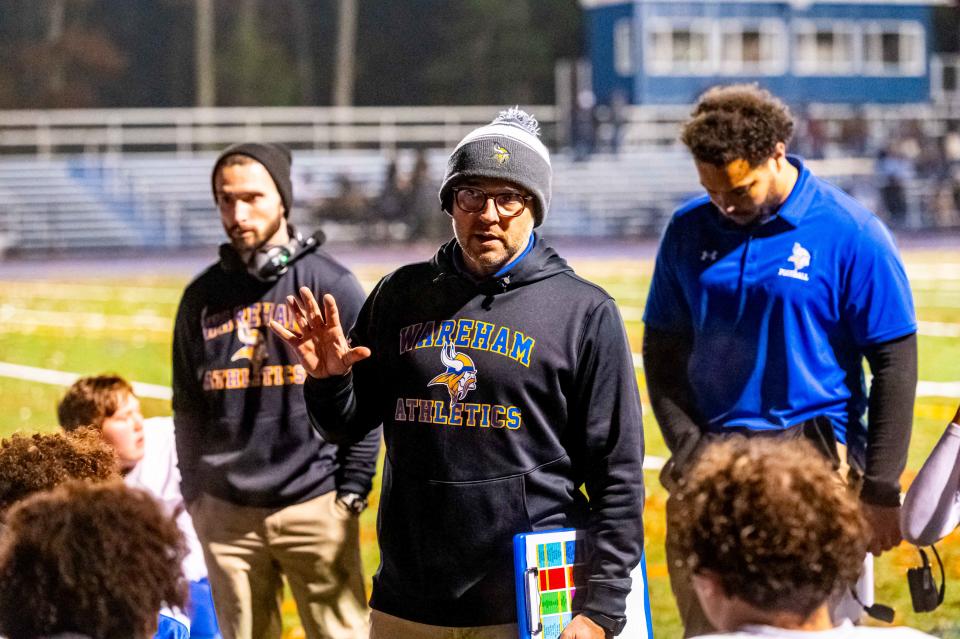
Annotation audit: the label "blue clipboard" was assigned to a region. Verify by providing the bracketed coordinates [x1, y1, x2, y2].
[513, 529, 653, 639]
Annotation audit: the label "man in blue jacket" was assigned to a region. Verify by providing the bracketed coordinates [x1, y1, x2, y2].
[273, 108, 645, 639]
[643, 84, 917, 637]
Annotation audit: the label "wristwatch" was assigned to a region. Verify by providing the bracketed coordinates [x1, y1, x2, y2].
[336, 492, 368, 516]
[581, 610, 627, 637]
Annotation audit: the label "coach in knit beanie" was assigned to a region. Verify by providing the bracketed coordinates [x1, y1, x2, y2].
[211, 142, 294, 217]
[440, 107, 552, 227]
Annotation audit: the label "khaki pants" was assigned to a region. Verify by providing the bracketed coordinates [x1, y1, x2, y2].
[190, 491, 369, 639]
[369, 610, 517, 639]
[663, 424, 863, 638]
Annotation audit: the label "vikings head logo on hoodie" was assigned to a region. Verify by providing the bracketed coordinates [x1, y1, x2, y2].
[429, 342, 478, 408]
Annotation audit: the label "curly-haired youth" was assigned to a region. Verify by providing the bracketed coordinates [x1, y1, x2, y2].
[669, 437, 867, 618]
[681, 83, 795, 168]
[58, 374, 134, 432]
[0, 481, 187, 639]
[0, 428, 119, 513]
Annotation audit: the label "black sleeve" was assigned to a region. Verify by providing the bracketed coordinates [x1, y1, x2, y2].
[303, 277, 387, 446]
[327, 270, 383, 498]
[334, 426, 381, 497]
[171, 287, 206, 504]
[572, 299, 645, 621]
[642, 326, 704, 479]
[860, 332, 918, 507]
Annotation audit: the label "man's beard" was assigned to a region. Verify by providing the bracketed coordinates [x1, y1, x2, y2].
[226, 214, 284, 257]
[721, 183, 784, 227]
[753, 188, 785, 224]
[229, 232, 258, 255]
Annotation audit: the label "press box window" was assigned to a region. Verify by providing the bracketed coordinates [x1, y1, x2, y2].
[646, 18, 713, 75]
[793, 20, 858, 75]
[719, 19, 786, 75]
[945, 64, 958, 95]
[862, 21, 924, 76]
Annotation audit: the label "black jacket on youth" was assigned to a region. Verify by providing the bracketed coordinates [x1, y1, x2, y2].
[303, 234, 645, 627]
[172, 244, 380, 508]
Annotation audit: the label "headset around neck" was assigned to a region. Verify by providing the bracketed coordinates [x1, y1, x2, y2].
[219, 226, 325, 282]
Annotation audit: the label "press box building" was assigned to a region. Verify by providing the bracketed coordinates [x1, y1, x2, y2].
[581, 0, 959, 106]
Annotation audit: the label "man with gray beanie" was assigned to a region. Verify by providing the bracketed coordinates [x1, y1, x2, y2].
[173, 142, 380, 639]
[272, 109, 645, 638]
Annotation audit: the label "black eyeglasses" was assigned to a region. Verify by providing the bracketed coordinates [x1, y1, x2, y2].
[451, 186, 533, 217]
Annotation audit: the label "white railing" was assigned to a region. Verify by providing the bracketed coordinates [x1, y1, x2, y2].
[1, 102, 959, 157]
[0, 106, 559, 156]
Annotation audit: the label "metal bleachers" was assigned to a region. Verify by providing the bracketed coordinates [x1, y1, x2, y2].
[0, 153, 393, 252]
[110, 151, 416, 246]
[4, 148, 923, 255]
[0, 159, 144, 251]
[549, 149, 700, 237]
[0, 148, 702, 253]
[1, 100, 955, 255]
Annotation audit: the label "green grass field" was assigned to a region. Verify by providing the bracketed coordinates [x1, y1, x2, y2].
[1, 249, 959, 638]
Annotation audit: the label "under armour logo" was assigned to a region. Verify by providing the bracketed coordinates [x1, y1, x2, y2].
[700, 250, 718, 262]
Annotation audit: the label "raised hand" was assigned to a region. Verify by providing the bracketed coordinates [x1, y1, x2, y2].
[269, 286, 371, 379]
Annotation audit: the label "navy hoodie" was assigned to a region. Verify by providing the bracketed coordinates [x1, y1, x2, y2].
[172, 244, 380, 508]
[303, 235, 645, 626]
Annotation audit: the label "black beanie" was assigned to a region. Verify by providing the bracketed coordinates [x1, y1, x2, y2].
[212, 143, 293, 217]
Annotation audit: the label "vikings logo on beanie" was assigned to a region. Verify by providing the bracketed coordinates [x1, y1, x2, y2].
[439, 107, 552, 227]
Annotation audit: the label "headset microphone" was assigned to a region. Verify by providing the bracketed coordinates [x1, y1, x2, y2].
[849, 583, 895, 623]
[220, 227, 325, 282]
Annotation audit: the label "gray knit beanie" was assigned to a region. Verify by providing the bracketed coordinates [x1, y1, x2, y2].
[212, 143, 293, 217]
[439, 107, 552, 226]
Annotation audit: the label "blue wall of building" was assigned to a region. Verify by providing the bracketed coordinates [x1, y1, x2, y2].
[585, 1, 936, 105]
[588, 2, 636, 105]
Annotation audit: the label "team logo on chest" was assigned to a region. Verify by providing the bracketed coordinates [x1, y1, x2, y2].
[230, 319, 268, 365]
[428, 342, 478, 408]
[777, 242, 811, 282]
